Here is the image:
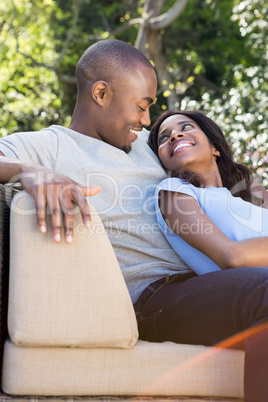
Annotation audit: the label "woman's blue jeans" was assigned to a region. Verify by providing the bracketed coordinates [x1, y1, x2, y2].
[134, 267, 268, 402]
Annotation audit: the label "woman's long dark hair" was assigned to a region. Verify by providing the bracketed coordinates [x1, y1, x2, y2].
[148, 110, 263, 205]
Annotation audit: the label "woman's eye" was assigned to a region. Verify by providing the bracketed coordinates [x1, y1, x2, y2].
[139, 106, 145, 112]
[158, 135, 169, 144]
[182, 123, 193, 130]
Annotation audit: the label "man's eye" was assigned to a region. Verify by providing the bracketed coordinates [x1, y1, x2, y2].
[139, 106, 145, 112]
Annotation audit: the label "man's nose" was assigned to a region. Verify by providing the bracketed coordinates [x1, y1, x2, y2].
[140, 110, 151, 127]
[169, 131, 184, 143]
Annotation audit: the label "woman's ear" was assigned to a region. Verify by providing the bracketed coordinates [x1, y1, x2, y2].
[91, 81, 109, 106]
[212, 147, 220, 157]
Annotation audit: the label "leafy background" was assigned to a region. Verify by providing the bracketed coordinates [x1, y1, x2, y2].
[0, 0, 267, 185]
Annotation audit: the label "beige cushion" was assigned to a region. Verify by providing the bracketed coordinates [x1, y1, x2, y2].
[8, 191, 138, 348]
[2, 339, 244, 398]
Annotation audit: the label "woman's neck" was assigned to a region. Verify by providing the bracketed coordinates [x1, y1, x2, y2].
[198, 169, 223, 188]
[172, 167, 223, 188]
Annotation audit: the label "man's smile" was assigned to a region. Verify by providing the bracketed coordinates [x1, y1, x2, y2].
[130, 128, 141, 142]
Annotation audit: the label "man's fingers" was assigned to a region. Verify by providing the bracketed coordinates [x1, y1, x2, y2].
[37, 207, 47, 234]
[63, 185, 91, 230]
[46, 184, 62, 242]
[24, 171, 100, 243]
[82, 186, 101, 197]
[63, 222, 74, 245]
[32, 184, 47, 234]
[73, 191, 91, 228]
[60, 192, 76, 244]
[73, 186, 101, 228]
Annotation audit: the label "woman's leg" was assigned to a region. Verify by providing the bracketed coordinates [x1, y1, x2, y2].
[135, 267, 268, 402]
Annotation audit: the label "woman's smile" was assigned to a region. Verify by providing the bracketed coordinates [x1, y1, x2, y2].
[171, 140, 195, 156]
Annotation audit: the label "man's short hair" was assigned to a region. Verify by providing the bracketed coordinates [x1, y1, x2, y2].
[76, 39, 154, 91]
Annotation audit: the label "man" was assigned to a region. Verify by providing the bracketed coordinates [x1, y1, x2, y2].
[0, 39, 190, 304]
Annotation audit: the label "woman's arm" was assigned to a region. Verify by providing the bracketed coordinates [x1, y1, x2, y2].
[159, 190, 268, 270]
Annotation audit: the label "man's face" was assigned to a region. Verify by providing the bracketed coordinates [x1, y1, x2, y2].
[99, 66, 157, 153]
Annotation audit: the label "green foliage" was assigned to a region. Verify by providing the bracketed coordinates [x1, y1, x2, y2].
[159, 0, 263, 101]
[0, 0, 65, 134]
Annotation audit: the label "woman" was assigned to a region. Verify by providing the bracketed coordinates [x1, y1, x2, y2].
[133, 110, 268, 402]
[148, 110, 268, 275]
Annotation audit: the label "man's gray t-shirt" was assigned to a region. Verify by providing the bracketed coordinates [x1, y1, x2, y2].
[0, 125, 190, 303]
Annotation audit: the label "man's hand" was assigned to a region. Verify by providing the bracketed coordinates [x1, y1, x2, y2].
[18, 164, 100, 244]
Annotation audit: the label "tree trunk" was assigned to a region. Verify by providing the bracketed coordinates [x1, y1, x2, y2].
[135, 0, 189, 110]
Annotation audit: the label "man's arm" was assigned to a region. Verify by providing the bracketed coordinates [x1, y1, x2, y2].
[0, 153, 100, 243]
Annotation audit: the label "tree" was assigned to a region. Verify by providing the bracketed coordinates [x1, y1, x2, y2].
[134, 0, 189, 109]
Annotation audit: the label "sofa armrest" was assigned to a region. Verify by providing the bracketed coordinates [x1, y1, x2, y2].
[7, 191, 138, 349]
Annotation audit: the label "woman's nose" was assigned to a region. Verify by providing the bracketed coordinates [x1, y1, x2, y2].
[169, 131, 184, 143]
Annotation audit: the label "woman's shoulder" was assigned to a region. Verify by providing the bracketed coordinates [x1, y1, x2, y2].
[157, 177, 200, 200]
[158, 177, 189, 189]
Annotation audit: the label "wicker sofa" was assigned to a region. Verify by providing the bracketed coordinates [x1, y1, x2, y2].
[0, 185, 244, 401]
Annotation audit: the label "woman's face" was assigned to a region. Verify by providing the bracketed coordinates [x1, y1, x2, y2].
[157, 114, 220, 173]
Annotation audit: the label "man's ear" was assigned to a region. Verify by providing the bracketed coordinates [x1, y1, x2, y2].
[91, 81, 109, 106]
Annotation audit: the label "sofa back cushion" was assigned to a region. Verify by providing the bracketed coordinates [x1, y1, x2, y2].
[8, 191, 138, 348]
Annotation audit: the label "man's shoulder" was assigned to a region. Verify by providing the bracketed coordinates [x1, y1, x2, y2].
[132, 128, 150, 152]
[0, 125, 66, 161]
[130, 128, 166, 168]
[1, 125, 64, 139]
[10, 125, 78, 144]
[137, 128, 149, 142]
[39, 125, 68, 137]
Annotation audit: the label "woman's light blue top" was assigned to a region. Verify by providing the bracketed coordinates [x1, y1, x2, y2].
[155, 178, 268, 275]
